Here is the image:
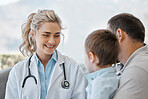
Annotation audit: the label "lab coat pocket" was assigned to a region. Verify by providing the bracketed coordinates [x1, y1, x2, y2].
[21, 78, 39, 99]
[56, 88, 72, 99]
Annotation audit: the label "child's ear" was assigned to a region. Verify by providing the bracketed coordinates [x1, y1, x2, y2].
[30, 30, 35, 40]
[88, 52, 95, 63]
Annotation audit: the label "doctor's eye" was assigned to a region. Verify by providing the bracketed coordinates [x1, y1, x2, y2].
[42, 34, 50, 37]
[54, 33, 61, 37]
[54, 35, 60, 37]
[54, 32, 61, 38]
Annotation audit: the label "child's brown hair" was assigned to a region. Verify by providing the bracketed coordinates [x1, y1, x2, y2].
[85, 29, 119, 66]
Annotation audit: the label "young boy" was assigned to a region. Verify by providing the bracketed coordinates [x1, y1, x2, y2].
[84, 29, 119, 99]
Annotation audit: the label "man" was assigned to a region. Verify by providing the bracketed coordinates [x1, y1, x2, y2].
[107, 13, 148, 99]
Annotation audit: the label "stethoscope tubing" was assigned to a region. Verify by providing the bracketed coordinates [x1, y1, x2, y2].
[22, 56, 70, 89]
[22, 56, 37, 88]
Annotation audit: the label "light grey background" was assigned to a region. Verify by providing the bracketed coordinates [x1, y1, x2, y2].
[0, 0, 148, 63]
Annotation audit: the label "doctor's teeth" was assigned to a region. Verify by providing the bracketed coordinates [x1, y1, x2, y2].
[47, 45, 54, 48]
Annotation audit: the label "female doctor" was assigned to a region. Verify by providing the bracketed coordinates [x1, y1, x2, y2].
[5, 9, 86, 99]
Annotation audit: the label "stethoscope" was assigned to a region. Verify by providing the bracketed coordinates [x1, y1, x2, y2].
[22, 56, 70, 89]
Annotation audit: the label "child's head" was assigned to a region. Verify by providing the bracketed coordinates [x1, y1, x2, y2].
[84, 29, 119, 72]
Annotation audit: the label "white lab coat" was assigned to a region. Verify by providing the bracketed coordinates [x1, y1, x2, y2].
[5, 51, 87, 99]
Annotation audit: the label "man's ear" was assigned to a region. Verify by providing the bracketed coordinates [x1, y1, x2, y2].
[88, 52, 95, 63]
[116, 28, 125, 43]
[30, 30, 35, 40]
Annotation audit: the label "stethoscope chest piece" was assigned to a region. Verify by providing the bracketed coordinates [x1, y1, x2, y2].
[61, 80, 70, 89]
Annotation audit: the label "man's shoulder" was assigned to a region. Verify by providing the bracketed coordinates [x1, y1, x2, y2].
[114, 64, 148, 99]
[114, 66, 148, 99]
[113, 45, 148, 99]
[127, 53, 148, 73]
[120, 63, 148, 91]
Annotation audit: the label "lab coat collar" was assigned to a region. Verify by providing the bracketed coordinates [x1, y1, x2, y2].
[48, 50, 66, 91]
[56, 50, 65, 65]
[29, 54, 41, 95]
[30, 54, 40, 80]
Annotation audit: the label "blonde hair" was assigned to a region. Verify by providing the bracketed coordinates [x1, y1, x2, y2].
[19, 9, 63, 57]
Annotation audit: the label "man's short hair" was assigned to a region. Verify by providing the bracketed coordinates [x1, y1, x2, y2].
[108, 13, 145, 42]
[85, 29, 119, 66]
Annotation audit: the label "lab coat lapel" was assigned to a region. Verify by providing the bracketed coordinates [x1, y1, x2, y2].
[48, 51, 65, 89]
[29, 55, 41, 92]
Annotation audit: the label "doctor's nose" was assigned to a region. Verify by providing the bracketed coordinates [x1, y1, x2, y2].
[48, 36, 56, 44]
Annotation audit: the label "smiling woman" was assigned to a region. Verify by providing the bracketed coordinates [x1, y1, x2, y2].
[30, 22, 61, 67]
[5, 9, 86, 99]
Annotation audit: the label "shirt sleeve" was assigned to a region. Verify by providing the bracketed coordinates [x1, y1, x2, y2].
[5, 67, 19, 99]
[91, 76, 118, 99]
[113, 66, 148, 99]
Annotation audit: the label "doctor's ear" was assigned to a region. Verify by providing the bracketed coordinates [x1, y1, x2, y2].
[30, 30, 35, 40]
[88, 52, 95, 63]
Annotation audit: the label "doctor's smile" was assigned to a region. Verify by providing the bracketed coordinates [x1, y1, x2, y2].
[45, 44, 55, 50]
[45, 45, 55, 49]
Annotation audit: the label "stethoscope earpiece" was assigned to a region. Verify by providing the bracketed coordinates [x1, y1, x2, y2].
[61, 80, 70, 89]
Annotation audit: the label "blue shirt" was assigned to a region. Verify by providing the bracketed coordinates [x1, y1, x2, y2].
[34, 51, 57, 99]
[86, 66, 118, 99]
